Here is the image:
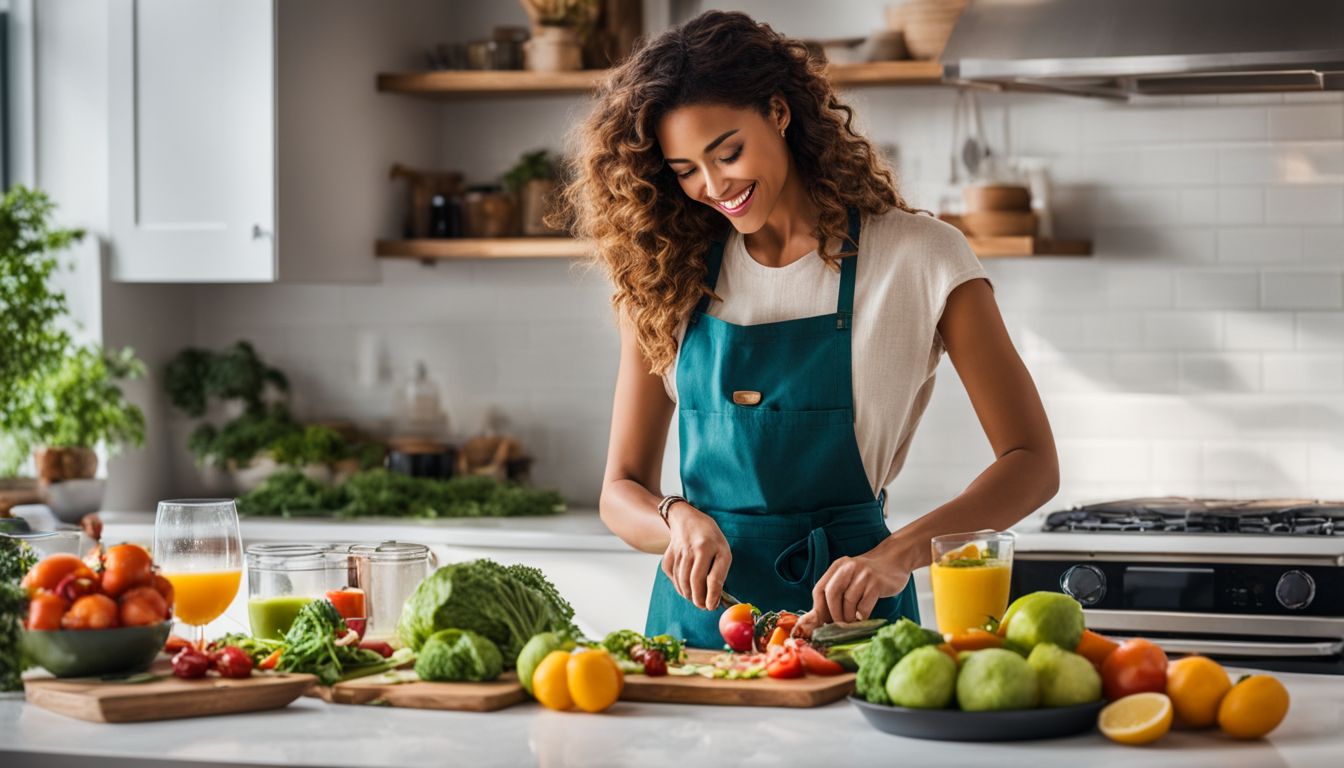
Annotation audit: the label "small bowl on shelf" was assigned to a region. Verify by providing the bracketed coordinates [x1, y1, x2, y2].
[20, 622, 172, 678]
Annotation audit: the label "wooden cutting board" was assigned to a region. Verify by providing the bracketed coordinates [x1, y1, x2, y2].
[619, 649, 856, 708]
[311, 669, 526, 712]
[24, 663, 317, 723]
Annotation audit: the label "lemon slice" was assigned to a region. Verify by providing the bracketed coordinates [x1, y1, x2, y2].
[1099, 692, 1174, 745]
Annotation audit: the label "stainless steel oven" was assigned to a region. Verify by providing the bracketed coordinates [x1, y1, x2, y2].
[1011, 498, 1344, 674]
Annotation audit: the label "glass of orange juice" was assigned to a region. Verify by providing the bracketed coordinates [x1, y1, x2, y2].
[930, 530, 1015, 636]
[154, 499, 243, 649]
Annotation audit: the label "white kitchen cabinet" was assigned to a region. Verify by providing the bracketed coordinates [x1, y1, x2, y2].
[106, 0, 448, 283]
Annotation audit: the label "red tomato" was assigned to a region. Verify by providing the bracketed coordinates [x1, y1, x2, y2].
[54, 573, 99, 603]
[118, 586, 169, 626]
[101, 544, 154, 598]
[718, 602, 758, 652]
[164, 634, 194, 655]
[20, 554, 94, 596]
[152, 574, 175, 613]
[26, 592, 70, 630]
[765, 644, 804, 679]
[61, 594, 120, 630]
[172, 648, 210, 679]
[325, 588, 366, 620]
[1101, 638, 1168, 701]
[798, 644, 845, 676]
[357, 640, 394, 659]
[212, 646, 254, 679]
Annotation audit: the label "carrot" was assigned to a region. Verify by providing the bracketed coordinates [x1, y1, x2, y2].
[258, 648, 282, 671]
[946, 628, 1004, 652]
[936, 643, 959, 663]
[1075, 629, 1119, 668]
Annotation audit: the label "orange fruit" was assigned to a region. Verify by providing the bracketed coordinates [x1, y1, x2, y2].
[1166, 655, 1231, 728]
[1217, 674, 1289, 739]
[1099, 692, 1173, 745]
[566, 648, 623, 714]
[531, 650, 574, 711]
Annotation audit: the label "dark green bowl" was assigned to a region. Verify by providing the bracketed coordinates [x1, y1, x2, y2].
[21, 622, 172, 678]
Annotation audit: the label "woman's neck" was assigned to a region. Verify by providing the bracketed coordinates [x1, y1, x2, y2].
[742, 160, 819, 268]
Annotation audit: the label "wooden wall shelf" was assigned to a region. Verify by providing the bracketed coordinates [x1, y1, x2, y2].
[376, 236, 1090, 262]
[377, 60, 945, 98]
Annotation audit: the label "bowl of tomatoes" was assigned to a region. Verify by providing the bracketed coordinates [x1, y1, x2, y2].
[19, 545, 176, 678]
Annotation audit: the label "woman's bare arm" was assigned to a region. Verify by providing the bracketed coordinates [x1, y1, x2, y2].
[802, 277, 1059, 627]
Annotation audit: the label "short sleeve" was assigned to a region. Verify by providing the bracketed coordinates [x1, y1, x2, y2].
[924, 217, 992, 353]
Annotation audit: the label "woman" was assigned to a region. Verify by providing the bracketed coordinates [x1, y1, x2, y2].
[557, 11, 1059, 648]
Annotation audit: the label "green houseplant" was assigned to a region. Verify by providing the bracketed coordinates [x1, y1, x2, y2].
[503, 149, 563, 237]
[0, 186, 84, 480]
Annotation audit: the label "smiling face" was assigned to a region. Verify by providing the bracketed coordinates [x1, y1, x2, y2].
[656, 100, 792, 234]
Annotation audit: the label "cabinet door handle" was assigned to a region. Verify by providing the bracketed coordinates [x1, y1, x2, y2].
[251, 224, 273, 240]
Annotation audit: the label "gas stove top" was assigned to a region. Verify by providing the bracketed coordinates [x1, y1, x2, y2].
[1042, 497, 1344, 536]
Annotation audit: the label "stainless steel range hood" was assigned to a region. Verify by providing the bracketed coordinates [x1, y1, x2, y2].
[940, 0, 1344, 99]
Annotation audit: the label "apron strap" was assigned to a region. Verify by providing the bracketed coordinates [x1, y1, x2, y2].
[835, 207, 861, 330]
[688, 239, 727, 325]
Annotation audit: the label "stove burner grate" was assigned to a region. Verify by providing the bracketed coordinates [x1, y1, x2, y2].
[1043, 497, 1344, 535]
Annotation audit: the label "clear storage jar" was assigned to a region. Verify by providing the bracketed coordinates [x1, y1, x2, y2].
[245, 543, 339, 640]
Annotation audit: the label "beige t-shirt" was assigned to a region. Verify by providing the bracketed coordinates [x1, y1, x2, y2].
[662, 207, 990, 495]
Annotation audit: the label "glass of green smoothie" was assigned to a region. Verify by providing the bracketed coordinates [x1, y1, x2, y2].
[245, 544, 340, 639]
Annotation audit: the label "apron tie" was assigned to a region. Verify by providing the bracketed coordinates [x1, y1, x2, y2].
[774, 526, 831, 587]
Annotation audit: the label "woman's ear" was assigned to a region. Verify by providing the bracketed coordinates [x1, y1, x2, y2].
[771, 95, 791, 133]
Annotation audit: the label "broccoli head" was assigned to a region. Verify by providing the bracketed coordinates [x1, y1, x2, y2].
[414, 628, 503, 682]
[855, 636, 901, 705]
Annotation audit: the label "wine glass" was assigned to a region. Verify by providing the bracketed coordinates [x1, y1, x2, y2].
[154, 499, 243, 649]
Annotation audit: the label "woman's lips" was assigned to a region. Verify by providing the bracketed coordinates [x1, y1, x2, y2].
[714, 183, 756, 217]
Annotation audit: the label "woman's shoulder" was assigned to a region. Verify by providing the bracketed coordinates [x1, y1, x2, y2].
[860, 206, 986, 295]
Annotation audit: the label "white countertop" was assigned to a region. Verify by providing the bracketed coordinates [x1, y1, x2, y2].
[90, 508, 629, 551]
[1, 665, 1341, 768]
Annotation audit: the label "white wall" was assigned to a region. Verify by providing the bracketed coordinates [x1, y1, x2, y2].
[34, 1, 1344, 514]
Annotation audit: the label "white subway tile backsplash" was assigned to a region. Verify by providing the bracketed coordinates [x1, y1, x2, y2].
[1179, 189, 1219, 224]
[1264, 186, 1344, 224]
[1082, 107, 1184, 145]
[1143, 311, 1223, 349]
[1268, 104, 1344, 140]
[1174, 270, 1260, 309]
[1261, 271, 1344, 308]
[1223, 311, 1296, 350]
[1302, 228, 1344, 264]
[1094, 227, 1218, 262]
[1108, 353, 1180, 393]
[1217, 188, 1265, 225]
[1261, 352, 1344, 392]
[1179, 107, 1267, 142]
[1178, 353, 1262, 393]
[1217, 227, 1301, 263]
[1296, 312, 1344, 349]
[1105, 267, 1175, 308]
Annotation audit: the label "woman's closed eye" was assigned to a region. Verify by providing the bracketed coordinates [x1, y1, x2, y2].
[673, 146, 744, 179]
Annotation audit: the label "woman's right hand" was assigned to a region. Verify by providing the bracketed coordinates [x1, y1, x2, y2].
[662, 501, 732, 610]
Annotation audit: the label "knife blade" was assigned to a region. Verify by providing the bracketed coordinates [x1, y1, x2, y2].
[718, 590, 741, 608]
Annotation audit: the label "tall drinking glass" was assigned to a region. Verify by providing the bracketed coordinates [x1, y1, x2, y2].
[930, 530, 1015, 636]
[154, 499, 243, 649]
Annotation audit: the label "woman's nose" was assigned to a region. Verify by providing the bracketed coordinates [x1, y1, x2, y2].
[703, 168, 728, 200]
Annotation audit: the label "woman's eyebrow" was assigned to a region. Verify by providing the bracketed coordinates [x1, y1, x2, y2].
[665, 129, 740, 163]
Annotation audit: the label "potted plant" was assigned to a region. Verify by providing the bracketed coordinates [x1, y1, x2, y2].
[0, 186, 84, 515]
[502, 149, 564, 236]
[519, 0, 600, 72]
[165, 341, 294, 492]
[10, 345, 147, 520]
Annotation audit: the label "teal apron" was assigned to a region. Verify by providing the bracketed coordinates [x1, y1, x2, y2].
[646, 208, 920, 649]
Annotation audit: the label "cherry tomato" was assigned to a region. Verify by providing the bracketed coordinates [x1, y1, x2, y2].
[61, 594, 120, 630]
[718, 602, 758, 652]
[100, 544, 154, 598]
[798, 644, 845, 676]
[765, 644, 804, 679]
[25, 591, 70, 630]
[212, 646, 254, 679]
[640, 648, 668, 677]
[20, 554, 94, 596]
[118, 586, 169, 626]
[1101, 638, 1168, 701]
[172, 648, 211, 679]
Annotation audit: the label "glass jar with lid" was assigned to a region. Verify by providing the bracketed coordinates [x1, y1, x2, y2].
[338, 541, 437, 643]
[245, 543, 340, 640]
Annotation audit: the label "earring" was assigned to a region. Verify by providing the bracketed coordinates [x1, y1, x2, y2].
[779, 128, 786, 138]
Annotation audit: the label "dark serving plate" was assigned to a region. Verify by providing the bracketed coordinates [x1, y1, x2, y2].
[849, 695, 1105, 742]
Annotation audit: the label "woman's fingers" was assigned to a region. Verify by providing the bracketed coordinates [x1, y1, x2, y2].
[689, 549, 711, 609]
[856, 581, 880, 623]
[705, 549, 731, 609]
[674, 548, 694, 602]
[840, 572, 868, 623]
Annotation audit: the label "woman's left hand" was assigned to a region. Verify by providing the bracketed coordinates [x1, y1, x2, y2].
[795, 551, 910, 636]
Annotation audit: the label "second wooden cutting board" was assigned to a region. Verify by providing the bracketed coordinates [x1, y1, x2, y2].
[619, 649, 856, 708]
[311, 669, 527, 712]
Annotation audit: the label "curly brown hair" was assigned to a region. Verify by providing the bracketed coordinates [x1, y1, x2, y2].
[553, 10, 921, 374]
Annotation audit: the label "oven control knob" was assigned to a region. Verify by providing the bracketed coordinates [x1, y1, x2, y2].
[1275, 570, 1316, 610]
[1060, 565, 1107, 606]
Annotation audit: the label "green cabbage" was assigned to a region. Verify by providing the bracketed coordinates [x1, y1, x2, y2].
[414, 629, 503, 682]
[397, 559, 577, 666]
